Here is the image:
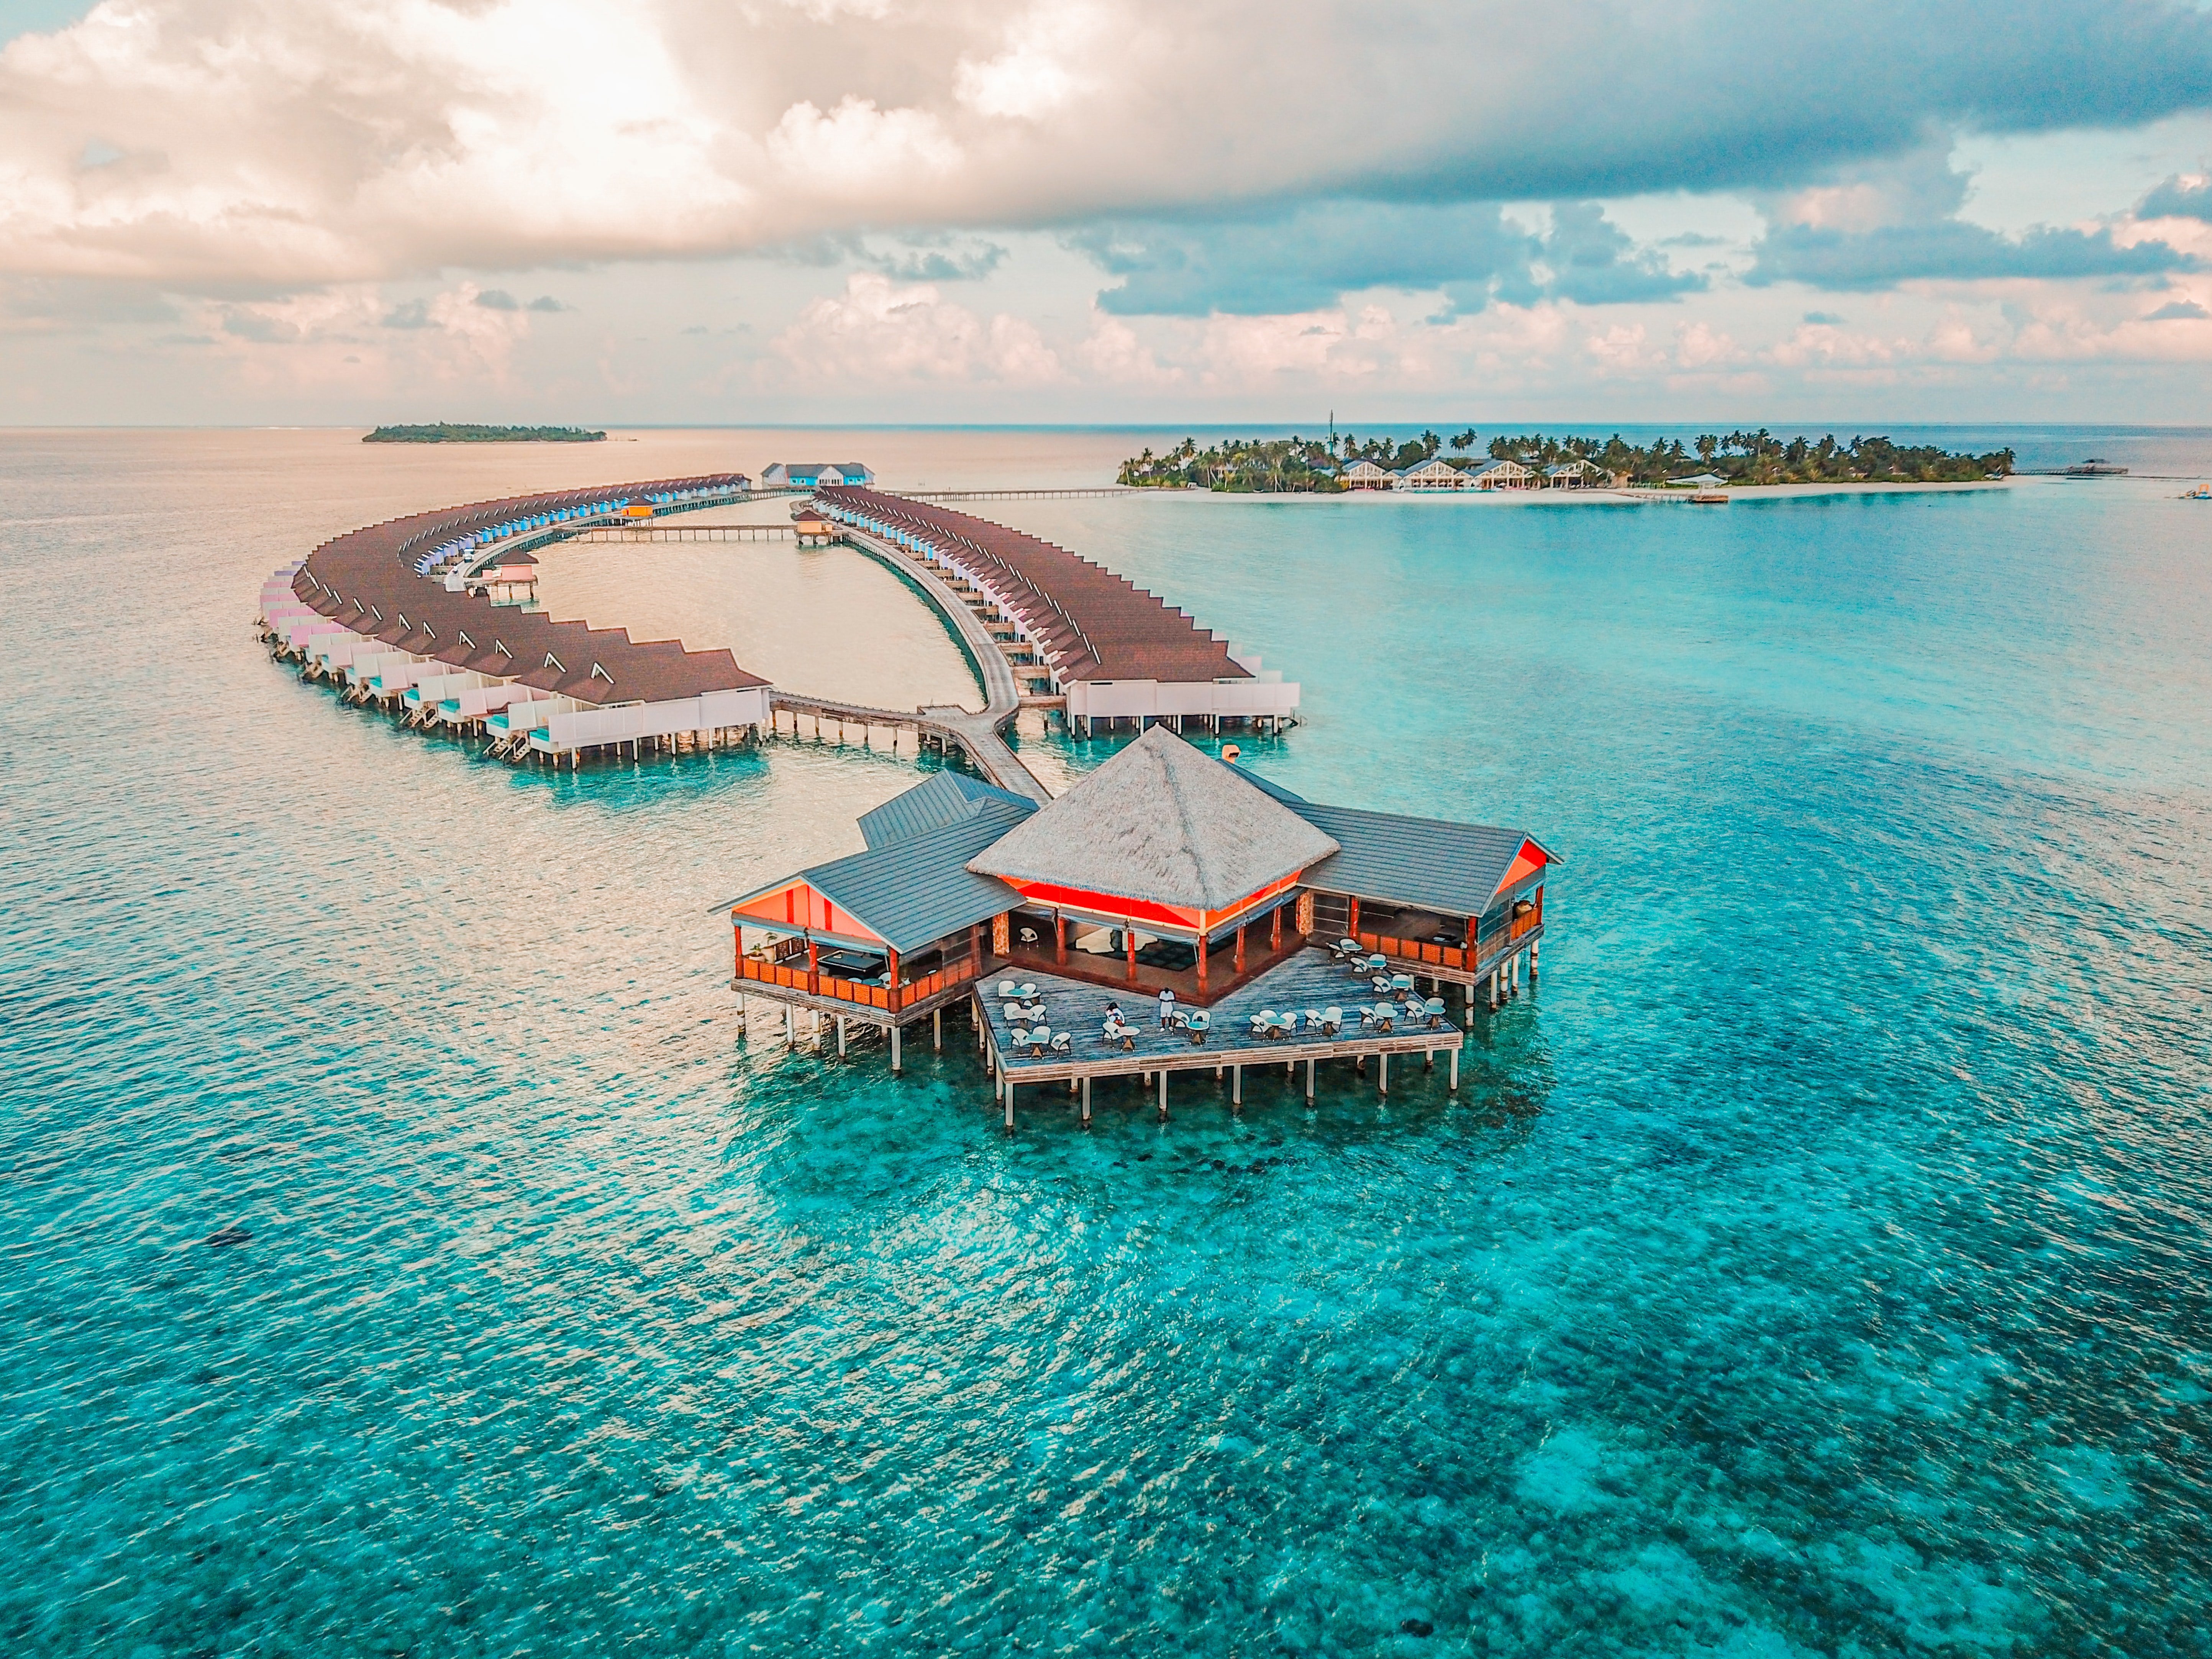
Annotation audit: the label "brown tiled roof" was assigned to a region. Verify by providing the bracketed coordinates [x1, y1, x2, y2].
[291, 476, 767, 708]
[817, 487, 1250, 685]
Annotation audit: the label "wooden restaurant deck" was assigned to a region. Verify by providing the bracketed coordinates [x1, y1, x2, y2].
[976, 947, 1466, 1125]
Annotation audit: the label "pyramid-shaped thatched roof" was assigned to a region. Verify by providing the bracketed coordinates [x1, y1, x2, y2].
[967, 726, 1338, 913]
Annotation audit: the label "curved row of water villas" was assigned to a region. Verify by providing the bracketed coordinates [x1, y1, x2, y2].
[811, 487, 1303, 736]
[715, 729, 1555, 1126]
[256, 475, 775, 765]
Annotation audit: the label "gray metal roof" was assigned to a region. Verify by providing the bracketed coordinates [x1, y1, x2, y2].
[800, 803, 1031, 952]
[858, 772, 1038, 849]
[1291, 802, 1553, 920]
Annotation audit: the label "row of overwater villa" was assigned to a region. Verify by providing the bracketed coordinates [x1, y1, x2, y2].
[258, 474, 774, 763]
[718, 726, 1555, 1125]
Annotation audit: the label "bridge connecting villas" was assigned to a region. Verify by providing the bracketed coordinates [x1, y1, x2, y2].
[257, 475, 773, 763]
[812, 487, 1301, 737]
[721, 727, 1555, 1124]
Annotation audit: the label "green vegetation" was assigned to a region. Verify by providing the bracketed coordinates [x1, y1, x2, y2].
[363, 423, 607, 444]
[1119, 428, 2011, 489]
[1479, 429, 2013, 485]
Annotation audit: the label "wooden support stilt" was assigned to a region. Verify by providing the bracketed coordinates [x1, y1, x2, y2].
[1081, 1076, 1092, 1122]
[1231, 1065, 1241, 1105]
[1305, 1057, 1316, 1100]
[1378, 1052, 1389, 1095]
[890, 1023, 902, 1074]
[1448, 1046, 1459, 1090]
[1004, 1079, 1014, 1129]
[836, 1016, 846, 1057]
[933, 1009, 943, 1051]
[1158, 1068, 1168, 1118]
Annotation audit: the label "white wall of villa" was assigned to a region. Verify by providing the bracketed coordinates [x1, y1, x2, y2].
[528, 685, 773, 754]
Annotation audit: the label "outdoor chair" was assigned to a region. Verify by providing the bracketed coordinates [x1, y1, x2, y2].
[1049, 1031, 1072, 1055]
[1423, 997, 1446, 1028]
[1370, 976, 1394, 994]
[1322, 1006, 1344, 1036]
[997, 980, 1017, 998]
[1367, 955, 1388, 973]
[1102, 1020, 1135, 1051]
[1185, 1011, 1210, 1045]
[1002, 1002, 1025, 1021]
[1016, 983, 1038, 999]
[1025, 1026, 1050, 1057]
[1018, 927, 1039, 948]
[1010, 1026, 1031, 1051]
[1390, 974, 1415, 993]
[1302, 1009, 1325, 1035]
[1337, 938, 1361, 954]
[1251, 1011, 1277, 1036]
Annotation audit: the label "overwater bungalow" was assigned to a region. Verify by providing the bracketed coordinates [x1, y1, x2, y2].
[719, 728, 1556, 1121]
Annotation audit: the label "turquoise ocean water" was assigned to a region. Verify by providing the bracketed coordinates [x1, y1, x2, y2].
[3, 429, 2210, 1656]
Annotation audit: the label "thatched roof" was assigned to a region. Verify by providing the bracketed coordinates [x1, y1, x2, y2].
[967, 726, 1338, 912]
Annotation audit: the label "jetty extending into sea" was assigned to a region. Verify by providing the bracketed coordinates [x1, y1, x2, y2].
[257, 469, 1555, 1124]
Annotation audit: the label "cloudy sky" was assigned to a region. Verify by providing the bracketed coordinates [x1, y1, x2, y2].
[3, 0, 2211, 426]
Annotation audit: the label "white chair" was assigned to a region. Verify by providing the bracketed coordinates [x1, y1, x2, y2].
[1026, 1026, 1050, 1056]
[1337, 938, 1361, 954]
[1016, 982, 1037, 998]
[1390, 973, 1415, 993]
[1251, 1011, 1275, 1035]
[1049, 1031, 1072, 1054]
[1010, 1026, 1031, 1049]
[1002, 1002, 1025, 1021]
[1322, 1006, 1344, 1035]
[997, 980, 1017, 998]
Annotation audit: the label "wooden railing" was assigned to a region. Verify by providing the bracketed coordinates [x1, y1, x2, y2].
[737, 949, 978, 1013]
[1355, 908, 1542, 975]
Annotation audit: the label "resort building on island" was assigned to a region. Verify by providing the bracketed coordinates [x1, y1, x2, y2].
[1341, 458, 1396, 489]
[762, 461, 875, 489]
[811, 487, 1301, 736]
[721, 727, 1556, 1123]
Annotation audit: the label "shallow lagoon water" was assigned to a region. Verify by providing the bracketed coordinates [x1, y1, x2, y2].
[2, 430, 2210, 1656]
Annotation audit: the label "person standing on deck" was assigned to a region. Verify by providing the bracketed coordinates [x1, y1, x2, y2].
[1158, 988, 1176, 1027]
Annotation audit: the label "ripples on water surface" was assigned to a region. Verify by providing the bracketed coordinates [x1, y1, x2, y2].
[3, 430, 2210, 1656]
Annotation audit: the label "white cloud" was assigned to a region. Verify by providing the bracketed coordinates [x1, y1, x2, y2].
[4, 0, 2207, 288]
[771, 271, 1064, 382]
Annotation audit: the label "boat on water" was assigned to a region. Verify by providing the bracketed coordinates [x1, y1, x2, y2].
[1688, 489, 1730, 504]
[2185, 484, 2210, 500]
[2063, 459, 2129, 476]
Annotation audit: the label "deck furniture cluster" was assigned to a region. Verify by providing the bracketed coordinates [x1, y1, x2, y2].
[256, 476, 775, 763]
[809, 487, 1302, 735]
[720, 726, 1556, 1123]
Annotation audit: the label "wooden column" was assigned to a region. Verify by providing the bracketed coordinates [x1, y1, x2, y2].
[1197, 930, 1208, 992]
[1270, 906, 1282, 952]
[970, 923, 983, 976]
[933, 1009, 943, 1051]
[1054, 910, 1067, 966]
[1234, 924, 1246, 974]
[806, 937, 820, 996]
[1125, 926, 1138, 984]
[1464, 915, 1478, 969]
[1348, 896, 1360, 938]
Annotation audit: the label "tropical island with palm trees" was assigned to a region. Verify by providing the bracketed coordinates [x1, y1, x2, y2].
[1117, 430, 2014, 490]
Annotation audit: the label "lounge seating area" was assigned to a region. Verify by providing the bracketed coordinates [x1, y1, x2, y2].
[979, 945, 1463, 1079]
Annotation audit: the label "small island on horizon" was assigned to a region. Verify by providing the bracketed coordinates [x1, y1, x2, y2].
[363, 423, 607, 444]
[1120, 429, 2014, 492]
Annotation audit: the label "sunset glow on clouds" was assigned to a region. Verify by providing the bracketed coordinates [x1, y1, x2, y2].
[2, 0, 2210, 422]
